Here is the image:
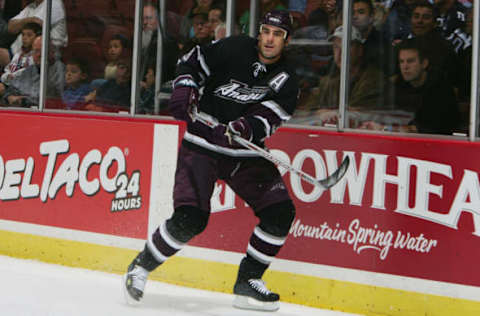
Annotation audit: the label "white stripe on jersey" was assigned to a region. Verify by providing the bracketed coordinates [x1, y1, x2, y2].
[253, 115, 272, 138]
[197, 46, 211, 77]
[184, 132, 260, 157]
[261, 100, 291, 121]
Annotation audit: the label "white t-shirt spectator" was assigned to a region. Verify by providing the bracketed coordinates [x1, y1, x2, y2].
[10, 0, 68, 54]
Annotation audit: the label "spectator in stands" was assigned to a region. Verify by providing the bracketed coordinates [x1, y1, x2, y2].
[207, 3, 226, 40]
[137, 64, 156, 114]
[84, 58, 131, 112]
[361, 38, 461, 134]
[62, 57, 92, 110]
[141, 2, 179, 84]
[403, 1, 461, 88]
[1, 35, 64, 107]
[0, 22, 41, 95]
[352, 0, 392, 74]
[433, 0, 467, 43]
[179, 12, 213, 55]
[239, 0, 287, 35]
[292, 7, 328, 39]
[452, 7, 471, 129]
[0, 2, 8, 49]
[180, 0, 215, 41]
[289, 0, 307, 13]
[381, 0, 418, 44]
[299, 26, 386, 115]
[0, 0, 23, 60]
[0, 0, 68, 67]
[105, 34, 129, 81]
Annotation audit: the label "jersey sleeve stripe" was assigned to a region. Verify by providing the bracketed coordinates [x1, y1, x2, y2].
[261, 100, 291, 121]
[196, 46, 211, 77]
[184, 131, 261, 157]
[253, 115, 272, 138]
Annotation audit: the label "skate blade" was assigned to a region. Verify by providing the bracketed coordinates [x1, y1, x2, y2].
[122, 274, 142, 306]
[233, 295, 280, 312]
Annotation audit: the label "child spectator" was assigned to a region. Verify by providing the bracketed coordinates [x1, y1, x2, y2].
[1, 22, 41, 87]
[138, 64, 155, 114]
[84, 58, 131, 112]
[62, 57, 92, 110]
[90, 33, 130, 90]
[105, 34, 129, 81]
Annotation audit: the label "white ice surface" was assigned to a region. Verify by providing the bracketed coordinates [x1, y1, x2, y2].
[0, 255, 360, 316]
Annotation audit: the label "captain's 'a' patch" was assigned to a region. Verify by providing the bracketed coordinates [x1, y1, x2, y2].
[268, 72, 289, 93]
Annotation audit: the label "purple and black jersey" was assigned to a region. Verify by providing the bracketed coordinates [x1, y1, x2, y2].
[174, 35, 300, 158]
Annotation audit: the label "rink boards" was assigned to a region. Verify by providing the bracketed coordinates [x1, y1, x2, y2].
[0, 111, 479, 316]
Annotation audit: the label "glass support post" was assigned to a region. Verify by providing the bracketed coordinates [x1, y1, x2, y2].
[226, 0, 236, 37]
[130, 0, 144, 115]
[338, 0, 352, 130]
[469, 1, 479, 140]
[39, 0, 53, 111]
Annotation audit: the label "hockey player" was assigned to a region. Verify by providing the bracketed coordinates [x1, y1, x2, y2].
[123, 10, 299, 312]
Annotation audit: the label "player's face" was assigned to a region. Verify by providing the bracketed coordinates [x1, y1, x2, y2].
[399, 49, 427, 84]
[257, 25, 288, 64]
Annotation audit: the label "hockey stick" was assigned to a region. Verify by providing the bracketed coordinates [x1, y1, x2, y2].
[192, 110, 350, 190]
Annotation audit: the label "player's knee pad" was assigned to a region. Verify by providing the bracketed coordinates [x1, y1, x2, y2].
[257, 200, 296, 237]
[166, 205, 210, 243]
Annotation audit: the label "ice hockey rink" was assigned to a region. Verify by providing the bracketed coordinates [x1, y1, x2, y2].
[0, 255, 360, 316]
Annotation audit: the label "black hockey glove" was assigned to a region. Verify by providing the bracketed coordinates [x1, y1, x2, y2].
[210, 118, 253, 149]
[167, 75, 199, 122]
[226, 117, 253, 145]
[211, 124, 243, 149]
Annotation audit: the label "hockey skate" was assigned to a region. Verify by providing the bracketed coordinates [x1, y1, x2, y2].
[122, 260, 149, 305]
[233, 278, 280, 311]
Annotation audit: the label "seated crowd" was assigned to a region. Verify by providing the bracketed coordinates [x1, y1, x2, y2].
[0, 0, 474, 136]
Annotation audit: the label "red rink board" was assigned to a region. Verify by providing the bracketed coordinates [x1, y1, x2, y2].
[190, 128, 480, 287]
[0, 113, 155, 239]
